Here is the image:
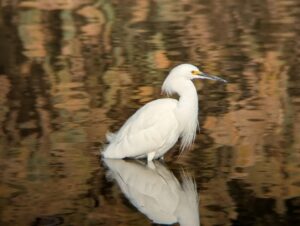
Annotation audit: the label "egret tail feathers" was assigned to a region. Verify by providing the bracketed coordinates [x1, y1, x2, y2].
[100, 131, 116, 158]
[106, 131, 116, 143]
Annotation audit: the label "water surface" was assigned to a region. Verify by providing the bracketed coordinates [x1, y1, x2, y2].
[1, 0, 300, 225]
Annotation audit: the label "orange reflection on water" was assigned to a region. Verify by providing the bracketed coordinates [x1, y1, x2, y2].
[0, 0, 300, 225]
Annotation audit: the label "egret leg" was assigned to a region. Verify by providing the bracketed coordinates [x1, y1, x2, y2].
[147, 161, 156, 170]
[147, 151, 156, 162]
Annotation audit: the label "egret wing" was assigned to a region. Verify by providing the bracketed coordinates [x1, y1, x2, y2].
[103, 99, 179, 158]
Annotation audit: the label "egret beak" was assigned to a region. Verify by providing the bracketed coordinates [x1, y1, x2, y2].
[197, 72, 227, 83]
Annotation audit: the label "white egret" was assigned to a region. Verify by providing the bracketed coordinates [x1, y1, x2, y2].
[104, 159, 200, 226]
[102, 64, 226, 161]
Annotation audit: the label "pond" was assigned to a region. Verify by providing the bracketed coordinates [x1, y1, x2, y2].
[0, 0, 300, 225]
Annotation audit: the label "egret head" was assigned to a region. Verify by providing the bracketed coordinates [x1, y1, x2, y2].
[170, 63, 227, 82]
[162, 64, 227, 95]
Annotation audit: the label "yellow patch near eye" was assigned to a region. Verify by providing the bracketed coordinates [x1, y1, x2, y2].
[191, 70, 200, 75]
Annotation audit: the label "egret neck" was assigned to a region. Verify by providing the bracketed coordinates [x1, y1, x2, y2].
[175, 79, 199, 150]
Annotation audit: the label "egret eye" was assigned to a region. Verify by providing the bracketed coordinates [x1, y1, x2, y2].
[191, 70, 200, 75]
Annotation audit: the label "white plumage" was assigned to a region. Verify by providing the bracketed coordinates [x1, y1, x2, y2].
[102, 64, 226, 161]
[103, 159, 200, 226]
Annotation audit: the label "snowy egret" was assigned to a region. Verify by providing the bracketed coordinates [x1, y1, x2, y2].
[104, 159, 200, 226]
[102, 64, 226, 161]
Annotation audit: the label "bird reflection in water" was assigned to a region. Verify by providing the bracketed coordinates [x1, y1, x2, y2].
[103, 159, 200, 226]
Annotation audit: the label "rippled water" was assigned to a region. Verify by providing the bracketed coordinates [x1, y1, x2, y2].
[1, 0, 300, 225]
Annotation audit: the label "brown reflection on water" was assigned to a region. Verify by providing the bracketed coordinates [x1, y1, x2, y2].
[0, 0, 300, 225]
